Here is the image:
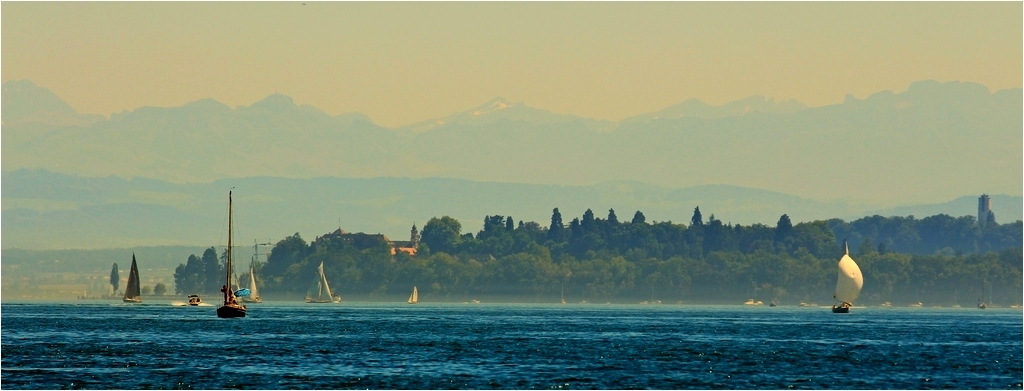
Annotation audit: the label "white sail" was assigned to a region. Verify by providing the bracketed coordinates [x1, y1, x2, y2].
[834, 242, 864, 305]
[318, 261, 334, 300]
[248, 264, 260, 300]
[408, 286, 418, 304]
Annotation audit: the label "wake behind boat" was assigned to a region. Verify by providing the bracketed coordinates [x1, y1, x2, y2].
[832, 240, 864, 313]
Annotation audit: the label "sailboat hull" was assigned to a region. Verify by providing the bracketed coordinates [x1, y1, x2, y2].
[831, 306, 850, 313]
[217, 304, 247, 318]
[123, 297, 142, 303]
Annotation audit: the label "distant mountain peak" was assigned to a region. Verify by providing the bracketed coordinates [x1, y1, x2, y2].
[472, 97, 517, 116]
[2, 79, 101, 127]
[621, 95, 808, 123]
[248, 93, 296, 110]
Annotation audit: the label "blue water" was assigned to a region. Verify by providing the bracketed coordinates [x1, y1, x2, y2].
[2, 302, 1021, 389]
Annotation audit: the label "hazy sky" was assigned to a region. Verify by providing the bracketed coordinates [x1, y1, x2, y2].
[3, 2, 1021, 127]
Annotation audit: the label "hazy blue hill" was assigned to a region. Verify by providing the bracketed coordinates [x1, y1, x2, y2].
[871, 194, 1023, 223]
[2, 79, 1019, 205]
[1, 80, 103, 127]
[2, 169, 1006, 250]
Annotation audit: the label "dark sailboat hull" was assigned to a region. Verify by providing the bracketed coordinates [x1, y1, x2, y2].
[217, 304, 247, 318]
[832, 305, 851, 313]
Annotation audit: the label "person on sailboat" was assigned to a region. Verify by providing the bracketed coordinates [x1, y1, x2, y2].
[221, 285, 237, 305]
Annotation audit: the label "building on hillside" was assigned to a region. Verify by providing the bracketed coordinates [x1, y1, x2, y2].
[316, 223, 419, 256]
[978, 194, 992, 226]
[390, 224, 419, 256]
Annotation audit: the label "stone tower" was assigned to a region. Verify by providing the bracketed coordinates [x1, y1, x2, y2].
[978, 194, 992, 226]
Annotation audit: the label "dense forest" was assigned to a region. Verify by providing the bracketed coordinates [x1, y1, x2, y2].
[174, 207, 1022, 306]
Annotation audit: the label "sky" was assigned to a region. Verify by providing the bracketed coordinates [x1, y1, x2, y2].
[2, 2, 1021, 128]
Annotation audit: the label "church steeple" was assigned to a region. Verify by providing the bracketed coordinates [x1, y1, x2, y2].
[410, 223, 420, 246]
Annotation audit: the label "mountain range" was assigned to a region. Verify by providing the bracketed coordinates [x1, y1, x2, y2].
[3, 79, 1020, 205]
[1, 79, 1021, 249]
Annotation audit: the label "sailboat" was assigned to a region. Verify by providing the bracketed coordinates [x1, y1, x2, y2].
[305, 261, 340, 303]
[832, 240, 864, 313]
[408, 286, 418, 304]
[978, 280, 987, 309]
[243, 262, 262, 303]
[122, 253, 142, 303]
[242, 241, 263, 303]
[561, 282, 566, 305]
[217, 190, 247, 318]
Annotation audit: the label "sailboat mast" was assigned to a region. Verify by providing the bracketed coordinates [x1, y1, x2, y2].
[226, 190, 233, 303]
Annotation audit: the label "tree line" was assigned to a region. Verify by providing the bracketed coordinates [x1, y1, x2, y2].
[173, 207, 1022, 305]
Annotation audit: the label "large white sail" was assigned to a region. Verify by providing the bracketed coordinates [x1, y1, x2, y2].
[834, 242, 864, 305]
[318, 261, 333, 300]
[408, 286, 418, 304]
[248, 264, 260, 300]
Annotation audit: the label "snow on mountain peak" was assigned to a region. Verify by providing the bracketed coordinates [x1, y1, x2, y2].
[473, 97, 514, 116]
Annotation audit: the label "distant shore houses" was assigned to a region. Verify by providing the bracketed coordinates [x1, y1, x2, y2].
[315, 224, 419, 256]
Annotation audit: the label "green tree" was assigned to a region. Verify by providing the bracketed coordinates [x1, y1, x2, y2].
[632, 210, 646, 225]
[691, 207, 704, 227]
[141, 286, 153, 295]
[422, 216, 463, 254]
[263, 233, 310, 289]
[153, 283, 167, 296]
[202, 247, 222, 293]
[607, 208, 619, 224]
[582, 209, 597, 233]
[775, 214, 793, 243]
[548, 208, 565, 242]
[173, 254, 205, 295]
[109, 263, 120, 294]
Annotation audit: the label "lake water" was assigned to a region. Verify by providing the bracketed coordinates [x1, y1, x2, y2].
[2, 302, 1021, 389]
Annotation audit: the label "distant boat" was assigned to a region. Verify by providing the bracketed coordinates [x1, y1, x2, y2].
[187, 294, 202, 306]
[407, 286, 418, 304]
[978, 280, 988, 309]
[909, 302, 923, 307]
[769, 300, 777, 307]
[744, 299, 763, 306]
[881, 302, 892, 307]
[123, 254, 142, 303]
[832, 240, 864, 313]
[243, 242, 263, 303]
[217, 190, 247, 318]
[305, 261, 340, 303]
[242, 265, 261, 303]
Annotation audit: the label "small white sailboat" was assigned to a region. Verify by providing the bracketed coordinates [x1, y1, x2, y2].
[305, 261, 340, 303]
[123, 254, 142, 303]
[408, 286, 418, 304]
[243, 262, 262, 303]
[832, 240, 864, 313]
[243, 241, 263, 303]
